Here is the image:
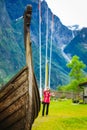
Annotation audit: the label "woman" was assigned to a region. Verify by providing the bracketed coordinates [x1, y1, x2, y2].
[42, 87, 51, 116]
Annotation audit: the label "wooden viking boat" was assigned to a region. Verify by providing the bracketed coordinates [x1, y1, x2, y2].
[0, 5, 40, 130]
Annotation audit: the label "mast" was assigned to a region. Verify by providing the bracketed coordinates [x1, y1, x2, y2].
[45, 60, 49, 88]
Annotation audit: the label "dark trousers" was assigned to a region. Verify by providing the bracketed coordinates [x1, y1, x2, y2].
[42, 102, 49, 116]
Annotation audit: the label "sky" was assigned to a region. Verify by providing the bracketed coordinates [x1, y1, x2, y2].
[45, 0, 87, 28]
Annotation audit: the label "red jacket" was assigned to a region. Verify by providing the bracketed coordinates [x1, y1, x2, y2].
[43, 90, 51, 103]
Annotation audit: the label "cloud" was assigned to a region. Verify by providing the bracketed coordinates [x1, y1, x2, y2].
[45, 0, 87, 27]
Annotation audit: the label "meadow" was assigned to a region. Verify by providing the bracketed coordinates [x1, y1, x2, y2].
[32, 99, 87, 130]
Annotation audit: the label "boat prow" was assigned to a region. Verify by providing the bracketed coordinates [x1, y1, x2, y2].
[0, 5, 40, 130]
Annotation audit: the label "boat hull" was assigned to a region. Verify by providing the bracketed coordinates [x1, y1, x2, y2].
[0, 66, 40, 130]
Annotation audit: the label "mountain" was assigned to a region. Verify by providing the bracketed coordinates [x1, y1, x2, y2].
[64, 28, 87, 67]
[1, 0, 85, 89]
[0, 0, 26, 85]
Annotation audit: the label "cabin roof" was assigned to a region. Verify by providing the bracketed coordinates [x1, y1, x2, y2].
[0, 66, 28, 92]
[79, 82, 87, 87]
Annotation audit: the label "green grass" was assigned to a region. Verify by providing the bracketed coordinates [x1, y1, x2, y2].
[32, 99, 87, 130]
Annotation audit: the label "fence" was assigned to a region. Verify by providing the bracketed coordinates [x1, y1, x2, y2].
[51, 90, 83, 100]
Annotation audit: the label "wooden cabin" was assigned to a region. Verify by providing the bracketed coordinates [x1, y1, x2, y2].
[0, 5, 40, 130]
[79, 82, 87, 103]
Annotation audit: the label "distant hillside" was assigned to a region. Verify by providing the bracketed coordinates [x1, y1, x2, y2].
[0, 0, 26, 86]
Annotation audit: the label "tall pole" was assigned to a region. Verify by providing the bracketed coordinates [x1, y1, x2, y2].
[39, 0, 42, 100]
[46, 60, 49, 88]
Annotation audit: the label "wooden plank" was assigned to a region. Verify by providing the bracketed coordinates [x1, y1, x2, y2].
[0, 94, 27, 122]
[7, 118, 25, 130]
[0, 74, 28, 102]
[33, 74, 41, 118]
[0, 106, 25, 129]
[0, 69, 28, 99]
[0, 81, 28, 112]
[32, 77, 39, 119]
[14, 70, 28, 86]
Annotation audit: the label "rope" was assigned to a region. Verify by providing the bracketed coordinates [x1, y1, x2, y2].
[45, 6, 49, 89]
[39, 3, 54, 93]
[49, 14, 54, 89]
[39, 0, 42, 100]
